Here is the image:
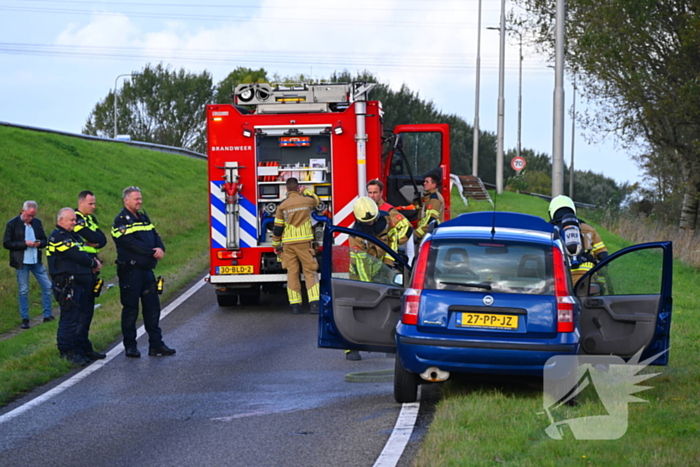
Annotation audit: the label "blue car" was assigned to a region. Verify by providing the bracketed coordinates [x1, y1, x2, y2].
[318, 212, 673, 403]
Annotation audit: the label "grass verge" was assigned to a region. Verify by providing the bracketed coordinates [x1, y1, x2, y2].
[0, 126, 209, 406]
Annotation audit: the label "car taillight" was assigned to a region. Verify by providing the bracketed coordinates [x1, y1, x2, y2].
[410, 240, 431, 289]
[552, 246, 574, 332]
[402, 241, 431, 325]
[402, 288, 420, 325]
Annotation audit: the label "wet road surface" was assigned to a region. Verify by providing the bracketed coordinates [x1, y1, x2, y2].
[0, 278, 430, 467]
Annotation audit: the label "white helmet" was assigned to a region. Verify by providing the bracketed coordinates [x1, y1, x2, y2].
[353, 196, 379, 223]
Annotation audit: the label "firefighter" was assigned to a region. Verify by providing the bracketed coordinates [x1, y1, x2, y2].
[548, 195, 609, 287]
[414, 172, 445, 242]
[272, 177, 321, 314]
[346, 197, 394, 361]
[73, 190, 108, 361]
[112, 186, 175, 358]
[47, 208, 102, 366]
[366, 179, 412, 257]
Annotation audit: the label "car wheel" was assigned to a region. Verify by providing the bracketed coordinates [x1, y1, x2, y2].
[393, 356, 419, 403]
[217, 294, 239, 307]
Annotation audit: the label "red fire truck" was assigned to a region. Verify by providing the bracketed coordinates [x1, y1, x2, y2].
[206, 82, 450, 306]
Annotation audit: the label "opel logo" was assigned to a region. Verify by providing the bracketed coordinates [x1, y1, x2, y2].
[483, 295, 494, 306]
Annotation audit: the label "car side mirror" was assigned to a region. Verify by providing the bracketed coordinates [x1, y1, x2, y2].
[393, 273, 404, 286]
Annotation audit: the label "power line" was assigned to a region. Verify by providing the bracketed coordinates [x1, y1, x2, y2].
[0, 5, 484, 28]
[0, 42, 553, 75]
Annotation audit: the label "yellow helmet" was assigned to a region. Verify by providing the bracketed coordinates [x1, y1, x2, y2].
[548, 195, 576, 219]
[354, 196, 379, 223]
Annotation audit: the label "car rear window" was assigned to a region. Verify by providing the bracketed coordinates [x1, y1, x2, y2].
[424, 240, 554, 295]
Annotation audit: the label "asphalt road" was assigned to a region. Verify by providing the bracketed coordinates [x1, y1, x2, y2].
[0, 278, 433, 467]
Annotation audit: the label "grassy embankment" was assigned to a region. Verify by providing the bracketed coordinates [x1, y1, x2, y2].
[0, 126, 209, 405]
[415, 190, 700, 466]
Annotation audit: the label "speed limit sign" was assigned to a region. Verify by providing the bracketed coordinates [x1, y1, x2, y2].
[511, 156, 526, 172]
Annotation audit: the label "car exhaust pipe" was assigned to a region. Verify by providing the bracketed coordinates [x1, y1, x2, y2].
[420, 367, 450, 382]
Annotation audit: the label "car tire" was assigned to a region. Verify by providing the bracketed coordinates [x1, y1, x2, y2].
[393, 356, 419, 403]
[216, 294, 239, 307]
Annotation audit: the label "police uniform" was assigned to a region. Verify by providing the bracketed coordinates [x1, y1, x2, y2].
[47, 225, 98, 363]
[349, 210, 393, 282]
[414, 188, 445, 240]
[272, 188, 320, 312]
[111, 207, 167, 353]
[74, 209, 107, 358]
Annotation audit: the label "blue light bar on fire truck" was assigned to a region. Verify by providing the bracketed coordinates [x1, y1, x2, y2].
[279, 137, 311, 147]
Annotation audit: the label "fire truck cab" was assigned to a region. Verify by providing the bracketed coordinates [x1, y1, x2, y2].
[207, 81, 450, 306]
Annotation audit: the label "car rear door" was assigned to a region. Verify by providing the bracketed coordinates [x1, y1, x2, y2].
[575, 241, 673, 365]
[318, 225, 411, 353]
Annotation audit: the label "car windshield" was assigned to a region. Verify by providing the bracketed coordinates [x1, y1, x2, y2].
[424, 239, 554, 295]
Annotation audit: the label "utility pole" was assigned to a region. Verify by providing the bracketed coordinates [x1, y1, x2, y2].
[516, 30, 523, 161]
[552, 0, 566, 196]
[472, 0, 482, 177]
[495, 0, 506, 194]
[113, 73, 140, 139]
[569, 78, 576, 198]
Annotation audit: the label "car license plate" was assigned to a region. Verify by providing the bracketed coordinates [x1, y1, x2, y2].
[458, 313, 518, 330]
[217, 265, 254, 275]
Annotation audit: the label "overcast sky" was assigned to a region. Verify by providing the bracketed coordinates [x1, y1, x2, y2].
[0, 0, 643, 186]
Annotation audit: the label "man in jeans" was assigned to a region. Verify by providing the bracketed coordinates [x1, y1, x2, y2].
[3, 200, 54, 329]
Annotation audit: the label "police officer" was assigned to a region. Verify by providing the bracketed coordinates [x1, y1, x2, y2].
[74, 190, 107, 361]
[345, 197, 394, 361]
[273, 178, 321, 314]
[112, 186, 175, 358]
[414, 172, 445, 241]
[366, 179, 412, 257]
[47, 208, 102, 366]
[548, 195, 609, 286]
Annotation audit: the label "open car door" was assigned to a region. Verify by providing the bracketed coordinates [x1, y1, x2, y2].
[318, 225, 411, 353]
[383, 124, 451, 223]
[575, 241, 673, 365]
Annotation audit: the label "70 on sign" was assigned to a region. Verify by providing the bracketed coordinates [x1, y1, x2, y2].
[511, 156, 526, 172]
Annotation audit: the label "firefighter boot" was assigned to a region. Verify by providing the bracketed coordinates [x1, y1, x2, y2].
[309, 301, 319, 314]
[291, 304, 304, 314]
[345, 350, 362, 361]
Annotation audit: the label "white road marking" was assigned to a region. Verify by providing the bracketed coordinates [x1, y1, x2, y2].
[373, 400, 421, 467]
[0, 277, 209, 425]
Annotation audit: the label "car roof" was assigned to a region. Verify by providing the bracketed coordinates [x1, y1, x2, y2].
[432, 212, 556, 245]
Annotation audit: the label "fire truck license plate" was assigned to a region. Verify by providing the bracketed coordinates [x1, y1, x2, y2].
[217, 265, 254, 275]
[457, 313, 518, 330]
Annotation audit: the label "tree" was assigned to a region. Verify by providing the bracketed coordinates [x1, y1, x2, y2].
[83, 64, 214, 153]
[515, 0, 700, 228]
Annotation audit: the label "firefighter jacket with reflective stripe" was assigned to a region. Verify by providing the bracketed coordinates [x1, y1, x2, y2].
[111, 207, 165, 270]
[415, 189, 445, 239]
[570, 221, 608, 277]
[74, 210, 107, 257]
[272, 189, 320, 246]
[349, 212, 393, 281]
[47, 225, 97, 277]
[378, 201, 412, 251]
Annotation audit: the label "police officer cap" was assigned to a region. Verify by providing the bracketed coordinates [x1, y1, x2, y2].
[354, 196, 379, 223]
[548, 195, 576, 220]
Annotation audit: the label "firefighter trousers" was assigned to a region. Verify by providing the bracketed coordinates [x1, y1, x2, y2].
[281, 241, 319, 305]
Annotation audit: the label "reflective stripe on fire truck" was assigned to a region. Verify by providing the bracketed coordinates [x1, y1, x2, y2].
[210, 181, 257, 248]
[333, 196, 358, 246]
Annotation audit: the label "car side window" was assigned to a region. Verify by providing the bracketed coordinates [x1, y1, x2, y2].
[591, 246, 663, 296]
[331, 242, 399, 286]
